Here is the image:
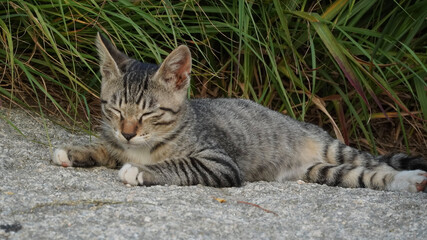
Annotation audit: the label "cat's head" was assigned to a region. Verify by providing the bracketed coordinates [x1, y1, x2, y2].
[96, 33, 191, 148]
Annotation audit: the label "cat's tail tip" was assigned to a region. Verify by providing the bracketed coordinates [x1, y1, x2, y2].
[377, 153, 426, 171]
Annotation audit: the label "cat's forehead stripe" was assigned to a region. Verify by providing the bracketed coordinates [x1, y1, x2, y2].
[123, 75, 128, 104]
[136, 89, 144, 106]
[143, 73, 149, 90]
[141, 97, 146, 110]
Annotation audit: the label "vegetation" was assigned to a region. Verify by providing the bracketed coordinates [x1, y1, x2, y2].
[0, 0, 426, 156]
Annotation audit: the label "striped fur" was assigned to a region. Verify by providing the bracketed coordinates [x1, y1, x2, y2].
[52, 33, 427, 193]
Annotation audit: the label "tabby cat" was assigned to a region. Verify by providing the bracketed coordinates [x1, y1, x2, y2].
[52, 33, 427, 193]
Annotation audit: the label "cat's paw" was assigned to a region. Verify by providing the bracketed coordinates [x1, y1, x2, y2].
[118, 163, 143, 186]
[52, 148, 73, 167]
[387, 170, 427, 193]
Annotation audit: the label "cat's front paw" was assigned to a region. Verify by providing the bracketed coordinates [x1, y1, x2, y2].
[387, 170, 427, 193]
[118, 163, 143, 186]
[52, 148, 73, 167]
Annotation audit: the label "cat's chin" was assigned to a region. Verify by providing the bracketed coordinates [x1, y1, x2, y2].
[119, 140, 149, 149]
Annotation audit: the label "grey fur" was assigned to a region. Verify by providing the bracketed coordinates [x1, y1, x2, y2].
[52, 33, 427, 192]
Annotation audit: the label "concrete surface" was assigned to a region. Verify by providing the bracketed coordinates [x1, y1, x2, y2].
[0, 108, 426, 239]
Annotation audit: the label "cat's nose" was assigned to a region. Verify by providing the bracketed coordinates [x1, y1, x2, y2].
[122, 132, 136, 141]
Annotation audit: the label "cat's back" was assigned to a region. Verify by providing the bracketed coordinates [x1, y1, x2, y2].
[189, 98, 329, 137]
[190, 98, 284, 121]
[188, 98, 290, 143]
[189, 98, 304, 130]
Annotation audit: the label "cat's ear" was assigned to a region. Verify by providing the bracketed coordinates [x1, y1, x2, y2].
[156, 45, 191, 90]
[96, 32, 129, 81]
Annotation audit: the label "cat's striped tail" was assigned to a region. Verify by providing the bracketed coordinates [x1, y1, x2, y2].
[303, 140, 427, 193]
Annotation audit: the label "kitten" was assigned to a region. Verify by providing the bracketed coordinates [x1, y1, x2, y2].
[52, 33, 427, 193]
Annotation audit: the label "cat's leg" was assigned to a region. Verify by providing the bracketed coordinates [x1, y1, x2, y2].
[52, 144, 117, 168]
[303, 162, 427, 192]
[118, 154, 242, 187]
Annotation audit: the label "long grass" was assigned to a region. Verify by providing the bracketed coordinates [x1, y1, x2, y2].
[0, 0, 426, 156]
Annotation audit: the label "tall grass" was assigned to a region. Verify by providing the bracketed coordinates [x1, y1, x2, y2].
[0, 0, 426, 155]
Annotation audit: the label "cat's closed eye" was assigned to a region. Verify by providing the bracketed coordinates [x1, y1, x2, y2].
[142, 111, 154, 117]
[138, 111, 156, 123]
[107, 107, 123, 119]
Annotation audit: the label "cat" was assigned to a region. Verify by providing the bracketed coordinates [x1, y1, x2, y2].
[52, 33, 427, 193]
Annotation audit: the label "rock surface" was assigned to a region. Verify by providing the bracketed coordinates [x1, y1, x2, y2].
[0, 108, 426, 239]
